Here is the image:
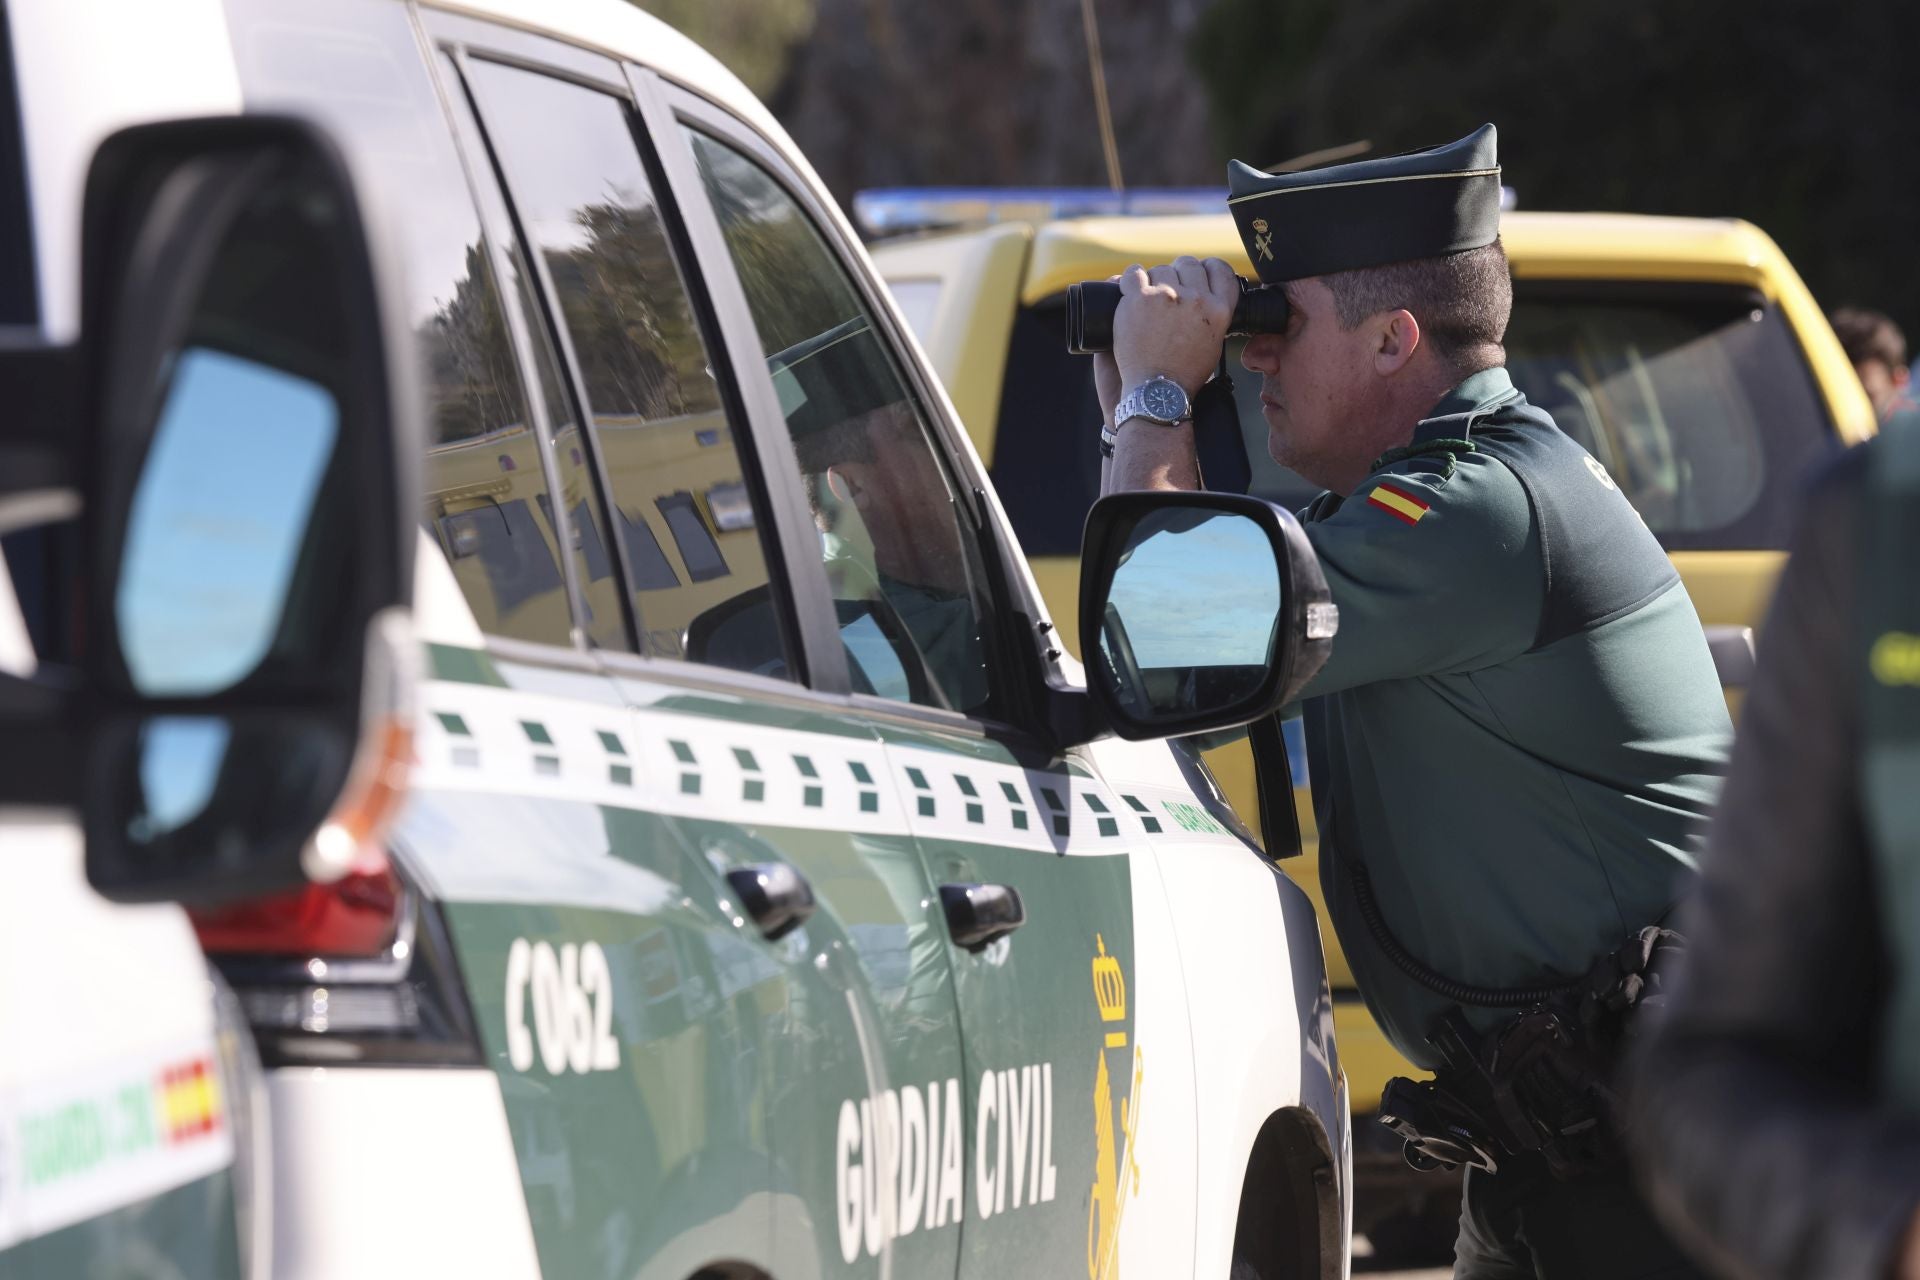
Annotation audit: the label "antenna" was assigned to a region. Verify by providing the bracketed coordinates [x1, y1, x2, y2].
[1078, 0, 1125, 192]
[1267, 140, 1373, 173]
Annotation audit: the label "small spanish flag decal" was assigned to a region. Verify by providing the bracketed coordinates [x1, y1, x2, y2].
[1367, 483, 1430, 525]
[157, 1056, 223, 1143]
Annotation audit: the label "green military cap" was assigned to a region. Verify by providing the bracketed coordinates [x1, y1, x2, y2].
[1227, 124, 1501, 283]
[767, 315, 902, 439]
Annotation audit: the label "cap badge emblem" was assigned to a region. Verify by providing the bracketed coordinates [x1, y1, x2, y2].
[1250, 217, 1274, 262]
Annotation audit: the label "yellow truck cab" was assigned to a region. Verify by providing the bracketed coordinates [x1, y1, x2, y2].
[868, 191, 1876, 1260]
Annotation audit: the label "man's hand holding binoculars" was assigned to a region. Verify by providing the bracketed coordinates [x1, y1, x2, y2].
[1090, 256, 1242, 493]
[1095, 255, 1241, 427]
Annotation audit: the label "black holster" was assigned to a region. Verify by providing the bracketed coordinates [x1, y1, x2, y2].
[1378, 925, 1686, 1181]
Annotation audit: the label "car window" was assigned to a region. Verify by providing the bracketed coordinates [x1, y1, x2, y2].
[686, 130, 993, 716]
[990, 282, 1837, 558]
[462, 59, 786, 670]
[1500, 283, 1834, 550]
[223, 0, 576, 647]
[436, 51, 628, 650]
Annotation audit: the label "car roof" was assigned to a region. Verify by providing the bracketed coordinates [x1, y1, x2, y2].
[1015, 210, 1788, 305]
[425, 0, 785, 145]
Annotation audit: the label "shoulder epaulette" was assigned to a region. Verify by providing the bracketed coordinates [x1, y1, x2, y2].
[1372, 437, 1478, 480]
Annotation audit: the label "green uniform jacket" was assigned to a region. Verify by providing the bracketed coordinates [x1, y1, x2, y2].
[1299, 367, 1730, 1068]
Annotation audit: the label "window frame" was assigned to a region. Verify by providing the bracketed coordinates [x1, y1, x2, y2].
[410, 13, 1069, 746]
[443, 43, 659, 650]
[413, 35, 603, 652]
[421, 11, 823, 689]
[647, 80, 1052, 738]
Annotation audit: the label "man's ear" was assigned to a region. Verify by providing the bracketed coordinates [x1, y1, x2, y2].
[1374, 309, 1421, 376]
[826, 465, 863, 508]
[1896, 362, 1912, 389]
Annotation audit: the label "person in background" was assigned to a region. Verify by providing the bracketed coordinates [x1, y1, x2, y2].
[1831, 306, 1918, 420]
[1629, 410, 1920, 1280]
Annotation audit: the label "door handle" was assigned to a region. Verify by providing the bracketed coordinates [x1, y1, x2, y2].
[940, 883, 1026, 952]
[726, 863, 816, 941]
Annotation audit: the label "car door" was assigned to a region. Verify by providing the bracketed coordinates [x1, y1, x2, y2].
[658, 90, 1201, 1278]
[429, 20, 973, 1280]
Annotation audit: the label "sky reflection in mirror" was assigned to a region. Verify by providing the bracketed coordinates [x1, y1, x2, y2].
[1109, 511, 1280, 668]
[117, 347, 338, 695]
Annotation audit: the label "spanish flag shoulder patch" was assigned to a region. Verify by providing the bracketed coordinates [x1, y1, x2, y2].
[1366, 482, 1431, 526]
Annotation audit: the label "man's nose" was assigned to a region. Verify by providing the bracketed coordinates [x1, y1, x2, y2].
[1241, 333, 1281, 373]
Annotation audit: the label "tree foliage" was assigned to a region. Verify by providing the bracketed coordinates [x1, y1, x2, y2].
[1192, 0, 1920, 333]
[640, 0, 1920, 337]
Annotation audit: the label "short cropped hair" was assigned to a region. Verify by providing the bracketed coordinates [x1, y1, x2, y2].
[793, 400, 913, 522]
[1318, 239, 1513, 368]
[1830, 306, 1907, 370]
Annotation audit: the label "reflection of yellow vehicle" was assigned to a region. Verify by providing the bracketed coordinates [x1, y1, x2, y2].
[869, 198, 1876, 1256]
[426, 412, 764, 654]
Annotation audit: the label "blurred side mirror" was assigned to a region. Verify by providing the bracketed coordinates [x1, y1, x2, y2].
[1079, 491, 1336, 740]
[0, 115, 420, 903]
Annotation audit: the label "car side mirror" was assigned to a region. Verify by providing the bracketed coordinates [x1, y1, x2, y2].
[0, 115, 420, 904]
[1078, 491, 1336, 740]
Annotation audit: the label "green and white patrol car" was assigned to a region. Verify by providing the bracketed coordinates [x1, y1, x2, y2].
[0, 2, 1349, 1277]
[0, 557, 265, 1279]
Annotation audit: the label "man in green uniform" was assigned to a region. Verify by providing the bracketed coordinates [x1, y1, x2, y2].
[1629, 415, 1920, 1280]
[1094, 125, 1730, 1277]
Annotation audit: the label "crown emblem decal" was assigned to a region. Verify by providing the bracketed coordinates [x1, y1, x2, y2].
[1093, 934, 1127, 1025]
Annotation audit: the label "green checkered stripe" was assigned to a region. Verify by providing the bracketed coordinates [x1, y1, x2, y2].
[416, 681, 1235, 853]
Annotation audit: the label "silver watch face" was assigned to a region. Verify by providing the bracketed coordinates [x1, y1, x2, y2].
[1141, 377, 1188, 422]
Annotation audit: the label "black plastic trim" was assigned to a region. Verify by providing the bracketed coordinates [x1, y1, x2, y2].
[0, 12, 38, 325]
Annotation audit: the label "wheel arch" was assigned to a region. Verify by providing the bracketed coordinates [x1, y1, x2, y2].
[1232, 1105, 1344, 1280]
[692, 1264, 772, 1280]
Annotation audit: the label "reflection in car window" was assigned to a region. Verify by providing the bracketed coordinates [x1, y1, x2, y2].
[1502, 287, 1832, 549]
[436, 50, 626, 650]
[688, 130, 992, 715]
[465, 62, 783, 671]
[1244, 290, 1834, 548]
[223, 0, 575, 647]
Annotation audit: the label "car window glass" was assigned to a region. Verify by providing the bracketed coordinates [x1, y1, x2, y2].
[687, 129, 992, 715]
[223, 0, 576, 646]
[464, 61, 785, 670]
[1501, 286, 1832, 549]
[434, 50, 625, 649]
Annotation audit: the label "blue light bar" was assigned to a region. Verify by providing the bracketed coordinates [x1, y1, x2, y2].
[852, 186, 1229, 239]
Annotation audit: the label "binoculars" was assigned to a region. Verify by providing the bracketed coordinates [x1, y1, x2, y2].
[1064, 275, 1292, 355]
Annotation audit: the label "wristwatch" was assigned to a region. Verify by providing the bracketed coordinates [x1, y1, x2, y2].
[1114, 375, 1193, 428]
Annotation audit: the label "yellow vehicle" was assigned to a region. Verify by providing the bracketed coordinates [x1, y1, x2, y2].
[867, 192, 1877, 1259]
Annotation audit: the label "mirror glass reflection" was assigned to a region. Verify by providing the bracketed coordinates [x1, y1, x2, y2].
[130, 716, 232, 843]
[1098, 507, 1283, 722]
[116, 714, 353, 874]
[116, 347, 339, 696]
